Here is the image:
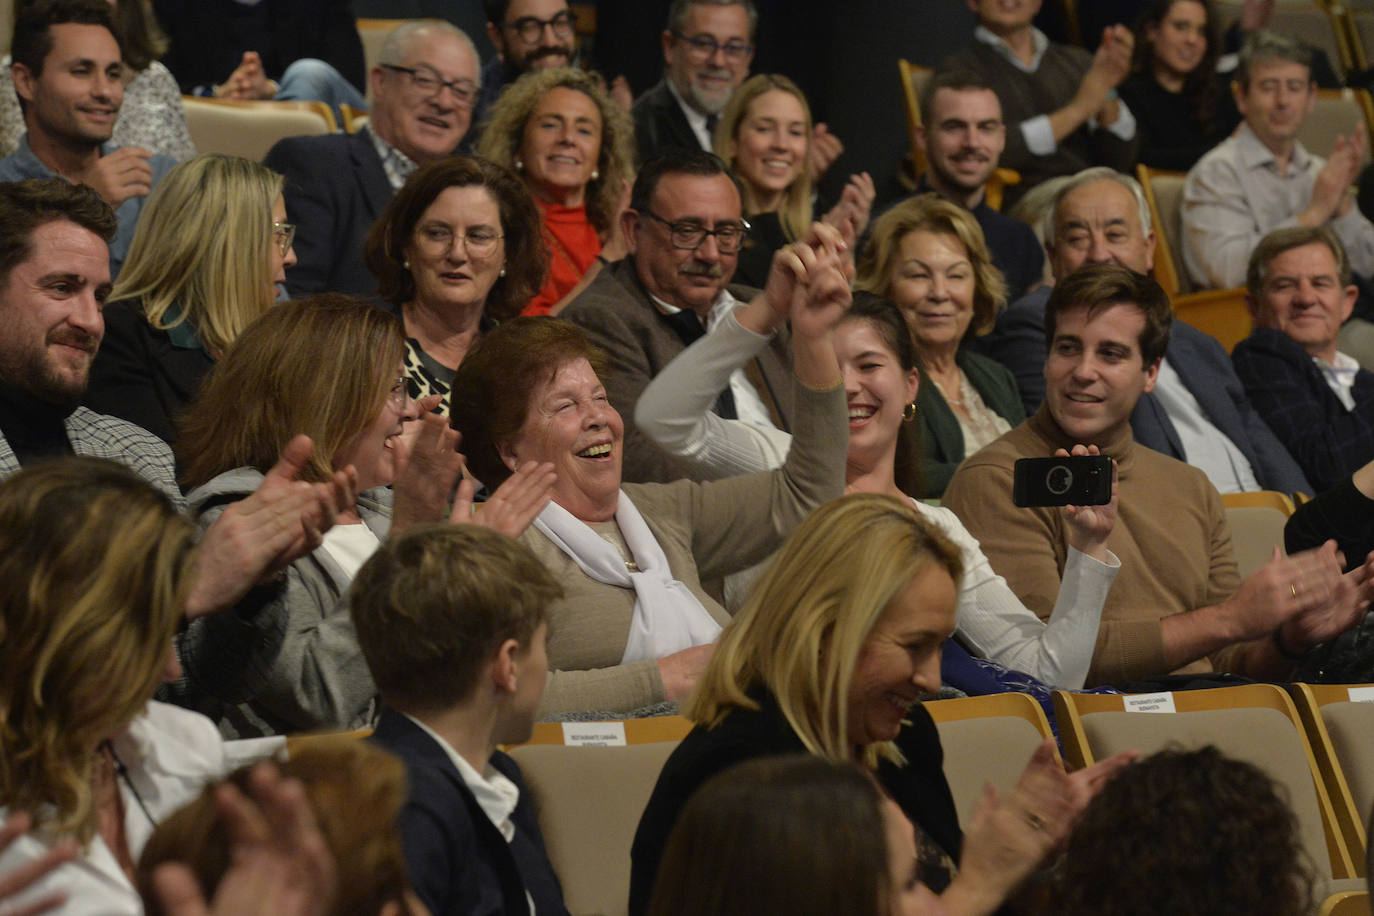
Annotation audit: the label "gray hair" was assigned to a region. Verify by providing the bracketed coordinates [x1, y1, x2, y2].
[666, 0, 758, 40]
[1045, 166, 1153, 244]
[378, 19, 480, 88]
[1235, 29, 1313, 90]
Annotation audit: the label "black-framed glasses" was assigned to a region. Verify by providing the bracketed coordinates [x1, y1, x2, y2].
[671, 32, 752, 60]
[504, 9, 576, 44]
[642, 211, 750, 253]
[272, 221, 295, 257]
[414, 224, 504, 258]
[381, 64, 477, 108]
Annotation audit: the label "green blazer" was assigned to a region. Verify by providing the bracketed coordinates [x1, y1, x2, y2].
[917, 347, 1026, 498]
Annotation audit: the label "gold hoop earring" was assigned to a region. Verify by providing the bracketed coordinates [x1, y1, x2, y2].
[902, 402, 917, 422]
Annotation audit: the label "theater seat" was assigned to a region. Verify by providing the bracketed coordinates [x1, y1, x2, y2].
[181, 97, 336, 160]
[1294, 682, 1374, 874]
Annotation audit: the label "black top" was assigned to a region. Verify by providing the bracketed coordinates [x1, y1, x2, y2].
[1117, 73, 1240, 173]
[1286, 476, 1374, 572]
[0, 380, 75, 466]
[628, 690, 962, 916]
[733, 210, 790, 291]
[84, 299, 216, 446]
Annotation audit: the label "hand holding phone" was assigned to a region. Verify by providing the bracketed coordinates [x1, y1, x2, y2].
[1013, 455, 1113, 508]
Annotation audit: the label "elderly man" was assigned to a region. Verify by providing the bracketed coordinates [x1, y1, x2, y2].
[946, 263, 1367, 686]
[908, 67, 1045, 302]
[264, 20, 479, 297]
[935, 0, 1138, 206]
[560, 148, 794, 484]
[1183, 31, 1374, 290]
[1233, 227, 1374, 494]
[980, 166, 1309, 495]
[0, 0, 175, 278]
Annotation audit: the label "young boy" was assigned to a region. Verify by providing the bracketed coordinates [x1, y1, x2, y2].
[352, 523, 568, 916]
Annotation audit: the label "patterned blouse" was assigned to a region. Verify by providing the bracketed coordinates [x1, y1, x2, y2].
[0, 57, 195, 161]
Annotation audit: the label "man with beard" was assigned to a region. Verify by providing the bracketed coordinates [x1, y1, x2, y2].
[560, 149, 796, 484]
[472, 0, 580, 133]
[0, 0, 175, 279]
[905, 68, 1045, 302]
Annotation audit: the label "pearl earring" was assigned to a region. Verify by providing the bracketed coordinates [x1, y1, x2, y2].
[591, 168, 600, 181]
[403, 258, 410, 270]
[514, 158, 524, 171]
[499, 266, 506, 277]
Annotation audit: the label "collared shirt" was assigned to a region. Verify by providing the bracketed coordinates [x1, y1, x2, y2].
[664, 78, 714, 152]
[364, 123, 418, 191]
[1183, 122, 1374, 288]
[649, 289, 775, 430]
[1317, 349, 1362, 411]
[1152, 357, 1260, 493]
[972, 24, 1136, 157]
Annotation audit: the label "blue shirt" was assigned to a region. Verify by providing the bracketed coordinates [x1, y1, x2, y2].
[0, 136, 177, 280]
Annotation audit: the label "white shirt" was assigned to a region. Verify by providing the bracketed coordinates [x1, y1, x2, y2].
[1151, 358, 1261, 494]
[664, 78, 715, 152]
[1317, 350, 1362, 411]
[0, 702, 281, 915]
[972, 24, 1137, 157]
[318, 522, 382, 579]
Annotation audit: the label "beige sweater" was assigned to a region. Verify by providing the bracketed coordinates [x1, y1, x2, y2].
[943, 407, 1251, 686]
[523, 378, 846, 717]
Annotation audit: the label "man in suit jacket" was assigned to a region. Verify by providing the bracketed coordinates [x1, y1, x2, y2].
[632, 0, 755, 160]
[264, 20, 479, 297]
[353, 525, 569, 916]
[561, 149, 796, 484]
[1234, 226, 1374, 494]
[979, 166, 1310, 494]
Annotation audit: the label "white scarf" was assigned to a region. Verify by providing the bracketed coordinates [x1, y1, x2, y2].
[532, 491, 722, 663]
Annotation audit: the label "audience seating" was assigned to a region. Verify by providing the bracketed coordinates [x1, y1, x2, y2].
[896, 59, 1020, 211]
[1320, 891, 1373, 916]
[508, 717, 691, 916]
[1223, 499, 1291, 579]
[1221, 489, 1298, 514]
[1346, 8, 1374, 73]
[1302, 89, 1374, 168]
[182, 96, 336, 160]
[0, 0, 11, 56]
[284, 727, 373, 758]
[923, 692, 1056, 827]
[1054, 683, 1364, 898]
[1136, 164, 1189, 297]
[1171, 287, 1252, 352]
[1211, 0, 1354, 82]
[356, 18, 409, 105]
[1294, 682, 1374, 872]
[340, 103, 369, 133]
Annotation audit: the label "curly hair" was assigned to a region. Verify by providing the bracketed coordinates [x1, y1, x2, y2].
[856, 193, 1007, 342]
[1048, 745, 1315, 916]
[475, 66, 636, 235]
[364, 155, 546, 319]
[0, 458, 195, 845]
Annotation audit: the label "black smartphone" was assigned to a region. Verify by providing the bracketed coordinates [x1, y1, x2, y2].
[1012, 455, 1112, 507]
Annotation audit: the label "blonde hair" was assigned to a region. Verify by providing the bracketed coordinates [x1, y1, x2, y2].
[0, 458, 195, 844]
[856, 193, 1008, 340]
[177, 294, 405, 489]
[476, 67, 636, 235]
[714, 73, 813, 242]
[686, 493, 962, 765]
[111, 154, 284, 358]
[138, 739, 413, 916]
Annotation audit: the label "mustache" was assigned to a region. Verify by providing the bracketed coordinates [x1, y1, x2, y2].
[681, 262, 724, 279]
[697, 67, 733, 80]
[528, 45, 571, 64]
[48, 328, 97, 353]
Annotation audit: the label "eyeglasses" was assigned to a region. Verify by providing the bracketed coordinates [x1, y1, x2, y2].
[414, 224, 504, 259]
[642, 211, 750, 253]
[504, 9, 576, 44]
[381, 64, 477, 108]
[272, 221, 295, 257]
[388, 376, 410, 408]
[671, 32, 753, 61]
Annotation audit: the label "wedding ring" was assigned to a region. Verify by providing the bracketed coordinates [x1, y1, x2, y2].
[1025, 811, 1049, 832]
[1291, 583, 1298, 599]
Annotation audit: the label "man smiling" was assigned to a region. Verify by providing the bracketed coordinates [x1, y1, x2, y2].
[0, 0, 175, 279]
[946, 262, 1370, 686]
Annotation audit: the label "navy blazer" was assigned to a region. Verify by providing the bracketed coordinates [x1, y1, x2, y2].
[370, 708, 568, 916]
[631, 79, 704, 163]
[1233, 326, 1374, 494]
[263, 130, 393, 298]
[980, 287, 1311, 494]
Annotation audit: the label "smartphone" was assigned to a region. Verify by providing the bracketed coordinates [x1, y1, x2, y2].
[1012, 455, 1112, 508]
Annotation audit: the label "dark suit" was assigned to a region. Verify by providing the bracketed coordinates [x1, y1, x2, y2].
[980, 287, 1311, 494]
[264, 131, 393, 298]
[370, 708, 567, 916]
[83, 299, 215, 446]
[561, 258, 796, 484]
[1233, 326, 1374, 494]
[631, 79, 705, 163]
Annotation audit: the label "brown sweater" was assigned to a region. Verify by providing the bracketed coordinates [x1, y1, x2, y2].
[523, 377, 847, 717]
[943, 407, 1249, 686]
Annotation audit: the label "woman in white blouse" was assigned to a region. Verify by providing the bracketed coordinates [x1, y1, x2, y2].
[636, 289, 1119, 689]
